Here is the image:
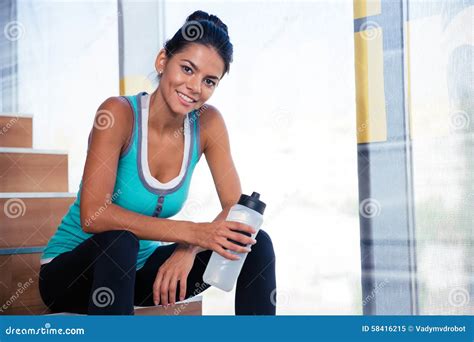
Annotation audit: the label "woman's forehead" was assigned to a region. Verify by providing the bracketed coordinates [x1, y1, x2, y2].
[173, 44, 225, 77]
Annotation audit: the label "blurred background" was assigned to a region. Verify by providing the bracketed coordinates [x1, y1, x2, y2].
[0, 0, 472, 315]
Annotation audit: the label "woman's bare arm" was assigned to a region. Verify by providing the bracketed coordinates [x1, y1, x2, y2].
[187, 104, 243, 254]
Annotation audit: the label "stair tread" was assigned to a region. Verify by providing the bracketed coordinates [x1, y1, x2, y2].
[0, 192, 76, 198]
[0, 147, 67, 154]
[0, 113, 33, 118]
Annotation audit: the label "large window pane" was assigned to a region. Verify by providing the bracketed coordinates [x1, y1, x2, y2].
[407, 1, 473, 315]
[167, 1, 361, 315]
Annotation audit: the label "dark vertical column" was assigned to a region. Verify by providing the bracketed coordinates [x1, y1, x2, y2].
[353, 0, 418, 315]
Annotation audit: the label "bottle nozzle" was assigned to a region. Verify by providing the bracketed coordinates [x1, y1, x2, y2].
[251, 192, 260, 199]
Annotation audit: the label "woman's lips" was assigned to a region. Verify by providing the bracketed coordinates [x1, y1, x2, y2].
[176, 91, 195, 107]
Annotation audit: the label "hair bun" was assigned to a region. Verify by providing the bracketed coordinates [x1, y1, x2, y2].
[186, 10, 228, 34]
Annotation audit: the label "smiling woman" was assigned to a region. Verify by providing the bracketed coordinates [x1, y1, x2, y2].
[38, 10, 276, 316]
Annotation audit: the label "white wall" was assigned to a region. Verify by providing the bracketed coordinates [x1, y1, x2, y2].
[17, 0, 119, 192]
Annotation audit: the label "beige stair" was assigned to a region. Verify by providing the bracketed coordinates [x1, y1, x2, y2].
[0, 113, 203, 315]
[0, 193, 75, 248]
[0, 148, 68, 192]
[0, 252, 48, 315]
[0, 114, 32, 148]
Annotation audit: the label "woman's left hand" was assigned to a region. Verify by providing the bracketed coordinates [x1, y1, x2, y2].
[153, 244, 197, 306]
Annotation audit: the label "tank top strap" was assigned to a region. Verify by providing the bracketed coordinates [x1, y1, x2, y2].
[190, 108, 202, 163]
[118, 92, 148, 158]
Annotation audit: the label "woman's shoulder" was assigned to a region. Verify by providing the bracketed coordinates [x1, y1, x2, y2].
[197, 103, 225, 130]
[99, 96, 133, 115]
[96, 96, 134, 129]
[88, 96, 134, 151]
[196, 104, 229, 154]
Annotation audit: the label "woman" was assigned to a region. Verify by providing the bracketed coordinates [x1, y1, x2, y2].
[39, 10, 276, 315]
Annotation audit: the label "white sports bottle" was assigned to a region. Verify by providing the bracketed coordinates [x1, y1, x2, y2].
[203, 192, 266, 292]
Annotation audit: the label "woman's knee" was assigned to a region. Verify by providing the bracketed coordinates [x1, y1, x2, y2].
[252, 229, 275, 261]
[92, 230, 139, 253]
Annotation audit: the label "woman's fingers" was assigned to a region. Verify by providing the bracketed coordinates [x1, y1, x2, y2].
[160, 271, 171, 306]
[153, 272, 163, 305]
[226, 221, 256, 235]
[221, 238, 252, 254]
[154, 270, 188, 306]
[216, 246, 240, 260]
[169, 274, 179, 305]
[225, 230, 256, 247]
[179, 274, 187, 302]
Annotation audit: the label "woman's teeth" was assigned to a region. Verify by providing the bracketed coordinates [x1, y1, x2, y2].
[178, 92, 195, 103]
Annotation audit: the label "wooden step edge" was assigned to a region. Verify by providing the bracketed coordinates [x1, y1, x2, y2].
[0, 147, 67, 155]
[45, 296, 204, 316]
[0, 113, 33, 118]
[0, 192, 76, 199]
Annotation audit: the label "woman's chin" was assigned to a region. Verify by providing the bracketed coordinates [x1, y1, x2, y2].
[173, 103, 195, 115]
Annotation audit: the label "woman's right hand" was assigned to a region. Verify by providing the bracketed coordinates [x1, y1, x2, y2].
[193, 221, 257, 260]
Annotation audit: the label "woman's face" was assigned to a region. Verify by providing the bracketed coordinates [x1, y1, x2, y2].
[156, 43, 225, 115]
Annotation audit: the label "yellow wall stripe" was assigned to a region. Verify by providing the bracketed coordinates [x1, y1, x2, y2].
[120, 76, 155, 96]
[354, 0, 382, 20]
[354, 27, 387, 143]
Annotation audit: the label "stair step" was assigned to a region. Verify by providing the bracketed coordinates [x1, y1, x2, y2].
[0, 253, 50, 315]
[0, 114, 33, 148]
[0, 148, 68, 192]
[134, 296, 202, 315]
[0, 193, 76, 248]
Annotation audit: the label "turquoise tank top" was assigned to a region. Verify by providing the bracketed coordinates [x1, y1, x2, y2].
[41, 92, 202, 270]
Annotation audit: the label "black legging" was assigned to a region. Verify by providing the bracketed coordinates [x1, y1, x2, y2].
[39, 229, 276, 315]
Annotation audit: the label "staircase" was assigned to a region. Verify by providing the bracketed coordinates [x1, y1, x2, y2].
[0, 113, 202, 315]
[0, 113, 75, 315]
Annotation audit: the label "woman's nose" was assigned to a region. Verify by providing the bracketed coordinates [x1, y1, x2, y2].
[187, 76, 201, 94]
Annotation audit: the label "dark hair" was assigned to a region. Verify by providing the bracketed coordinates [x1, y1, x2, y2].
[163, 10, 233, 77]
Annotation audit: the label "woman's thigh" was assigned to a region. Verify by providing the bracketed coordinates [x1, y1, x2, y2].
[134, 244, 213, 306]
[39, 248, 95, 313]
[39, 230, 139, 313]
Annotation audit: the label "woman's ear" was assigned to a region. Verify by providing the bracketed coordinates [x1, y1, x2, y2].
[155, 48, 167, 73]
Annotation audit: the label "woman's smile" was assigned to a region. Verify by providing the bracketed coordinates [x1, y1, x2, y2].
[176, 90, 197, 107]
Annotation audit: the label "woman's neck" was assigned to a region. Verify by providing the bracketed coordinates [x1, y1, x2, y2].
[148, 89, 185, 136]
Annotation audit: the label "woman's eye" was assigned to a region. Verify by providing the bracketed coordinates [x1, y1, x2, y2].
[205, 79, 216, 87]
[182, 65, 192, 73]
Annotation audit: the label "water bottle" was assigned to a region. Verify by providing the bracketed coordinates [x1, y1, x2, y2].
[203, 192, 266, 292]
